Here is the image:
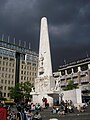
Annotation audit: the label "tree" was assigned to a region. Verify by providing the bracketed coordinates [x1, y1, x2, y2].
[20, 81, 33, 100]
[64, 80, 78, 91]
[9, 81, 33, 102]
[9, 83, 23, 102]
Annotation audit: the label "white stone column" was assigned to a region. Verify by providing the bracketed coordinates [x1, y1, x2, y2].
[72, 68, 74, 73]
[59, 71, 62, 76]
[88, 64, 90, 70]
[78, 66, 81, 72]
[65, 70, 67, 75]
[78, 66, 81, 84]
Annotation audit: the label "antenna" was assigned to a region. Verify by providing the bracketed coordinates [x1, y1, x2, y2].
[24, 41, 26, 48]
[13, 37, 15, 44]
[8, 36, 10, 43]
[2, 34, 4, 41]
[29, 42, 31, 49]
[19, 40, 21, 46]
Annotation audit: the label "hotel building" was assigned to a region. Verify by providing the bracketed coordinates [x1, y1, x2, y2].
[53, 58, 90, 102]
[0, 40, 38, 99]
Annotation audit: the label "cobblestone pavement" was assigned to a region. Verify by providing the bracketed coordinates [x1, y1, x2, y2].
[40, 105, 90, 120]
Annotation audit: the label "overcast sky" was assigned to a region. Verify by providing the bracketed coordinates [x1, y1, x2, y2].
[0, 0, 90, 71]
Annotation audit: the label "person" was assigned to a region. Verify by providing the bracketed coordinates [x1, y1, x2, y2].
[78, 105, 85, 112]
[26, 110, 33, 120]
[17, 106, 27, 120]
[33, 111, 42, 120]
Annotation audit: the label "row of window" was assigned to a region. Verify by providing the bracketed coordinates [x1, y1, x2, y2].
[0, 56, 15, 61]
[1, 92, 10, 97]
[1, 80, 14, 84]
[1, 86, 11, 90]
[21, 71, 36, 76]
[0, 61, 15, 67]
[0, 67, 15, 72]
[21, 65, 37, 71]
[1, 73, 14, 78]
[60, 64, 88, 75]
[20, 76, 34, 81]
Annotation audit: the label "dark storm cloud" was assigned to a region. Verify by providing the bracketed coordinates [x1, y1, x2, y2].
[0, 0, 90, 71]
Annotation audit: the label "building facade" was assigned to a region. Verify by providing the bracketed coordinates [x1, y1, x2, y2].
[53, 58, 90, 102]
[0, 40, 38, 99]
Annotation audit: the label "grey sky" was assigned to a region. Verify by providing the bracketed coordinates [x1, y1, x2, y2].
[0, 0, 90, 71]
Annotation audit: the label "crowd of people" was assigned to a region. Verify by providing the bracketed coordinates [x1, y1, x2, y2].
[52, 100, 88, 116]
[0, 99, 89, 120]
[0, 100, 42, 120]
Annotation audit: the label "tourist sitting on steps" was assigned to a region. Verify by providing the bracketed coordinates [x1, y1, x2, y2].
[33, 111, 42, 120]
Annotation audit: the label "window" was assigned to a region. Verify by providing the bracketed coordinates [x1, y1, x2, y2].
[3, 61, 5, 65]
[27, 71, 29, 75]
[61, 70, 65, 75]
[24, 77, 26, 80]
[4, 86, 6, 90]
[22, 65, 23, 69]
[5, 80, 7, 84]
[81, 64, 88, 71]
[8, 74, 10, 78]
[12, 75, 14, 78]
[21, 76, 23, 80]
[12, 69, 14, 72]
[9, 68, 11, 72]
[6, 68, 8, 72]
[73, 67, 78, 73]
[2, 67, 4, 71]
[4, 93, 6, 97]
[67, 68, 72, 74]
[8, 93, 10, 97]
[1, 80, 3, 83]
[12, 81, 14, 84]
[5, 74, 7, 78]
[24, 66, 26, 69]
[27, 66, 29, 70]
[1, 86, 3, 90]
[12, 63, 14, 67]
[9, 63, 11, 66]
[6, 62, 8, 66]
[8, 80, 10, 84]
[24, 71, 26, 75]
[2, 73, 4, 77]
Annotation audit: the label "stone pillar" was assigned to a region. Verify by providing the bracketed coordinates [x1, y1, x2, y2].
[65, 70, 67, 75]
[72, 68, 74, 73]
[59, 71, 62, 76]
[78, 66, 81, 84]
[65, 70, 67, 84]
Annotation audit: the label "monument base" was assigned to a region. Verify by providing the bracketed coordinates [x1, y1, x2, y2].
[30, 90, 59, 107]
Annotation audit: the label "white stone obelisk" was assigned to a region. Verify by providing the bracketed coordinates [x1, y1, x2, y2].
[38, 17, 52, 77]
[31, 17, 55, 107]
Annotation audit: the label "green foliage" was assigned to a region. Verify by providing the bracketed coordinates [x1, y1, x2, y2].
[9, 83, 23, 102]
[64, 80, 78, 91]
[20, 81, 33, 99]
[9, 81, 33, 102]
